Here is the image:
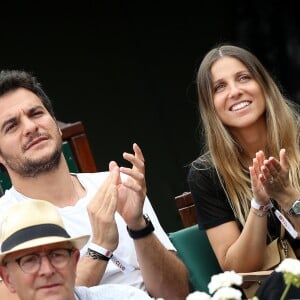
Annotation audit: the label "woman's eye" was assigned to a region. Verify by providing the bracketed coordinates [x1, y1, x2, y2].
[214, 84, 225, 93]
[240, 74, 250, 81]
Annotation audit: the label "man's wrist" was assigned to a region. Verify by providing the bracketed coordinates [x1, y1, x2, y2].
[86, 243, 113, 261]
[127, 214, 154, 239]
[89, 242, 113, 257]
[86, 248, 110, 261]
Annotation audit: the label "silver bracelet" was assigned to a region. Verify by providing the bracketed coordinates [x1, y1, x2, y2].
[251, 207, 269, 217]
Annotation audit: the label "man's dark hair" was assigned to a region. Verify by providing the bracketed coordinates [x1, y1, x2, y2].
[0, 70, 55, 117]
[0, 70, 56, 176]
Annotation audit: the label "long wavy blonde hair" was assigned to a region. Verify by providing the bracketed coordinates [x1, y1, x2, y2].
[195, 44, 300, 225]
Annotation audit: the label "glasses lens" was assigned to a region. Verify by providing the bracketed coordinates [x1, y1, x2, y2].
[18, 248, 73, 274]
[49, 249, 73, 268]
[19, 254, 40, 273]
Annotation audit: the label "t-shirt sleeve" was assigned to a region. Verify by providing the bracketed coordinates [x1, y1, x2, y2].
[187, 162, 235, 230]
[143, 196, 176, 251]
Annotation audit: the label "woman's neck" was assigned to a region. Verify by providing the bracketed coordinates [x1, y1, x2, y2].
[231, 120, 268, 166]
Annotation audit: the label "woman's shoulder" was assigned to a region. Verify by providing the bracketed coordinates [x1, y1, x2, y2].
[188, 152, 215, 178]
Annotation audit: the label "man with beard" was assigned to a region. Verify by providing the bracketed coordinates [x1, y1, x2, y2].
[0, 70, 189, 300]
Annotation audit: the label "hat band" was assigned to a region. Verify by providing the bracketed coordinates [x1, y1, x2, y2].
[1, 223, 71, 252]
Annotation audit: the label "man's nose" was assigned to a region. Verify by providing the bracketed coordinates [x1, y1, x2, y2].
[38, 255, 56, 275]
[22, 117, 38, 136]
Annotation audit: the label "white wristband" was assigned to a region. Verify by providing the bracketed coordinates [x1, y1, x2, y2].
[89, 242, 113, 259]
[251, 198, 273, 211]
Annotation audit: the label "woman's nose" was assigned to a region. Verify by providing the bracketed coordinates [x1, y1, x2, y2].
[228, 82, 242, 99]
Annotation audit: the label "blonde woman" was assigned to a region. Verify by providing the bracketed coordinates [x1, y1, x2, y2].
[188, 44, 300, 298]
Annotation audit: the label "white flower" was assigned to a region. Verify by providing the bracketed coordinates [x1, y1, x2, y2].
[208, 271, 243, 294]
[275, 257, 300, 291]
[186, 290, 212, 300]
[275, 258, 300, 276]
[211, 287, 242, 300]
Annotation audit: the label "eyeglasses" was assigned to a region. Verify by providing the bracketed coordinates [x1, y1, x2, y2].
[4, 248, 74, 274]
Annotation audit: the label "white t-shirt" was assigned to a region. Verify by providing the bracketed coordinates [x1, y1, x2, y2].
[74, 284, 152, 300]
[0, 172, 175, 290]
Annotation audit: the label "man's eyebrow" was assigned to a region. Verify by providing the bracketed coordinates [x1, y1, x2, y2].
[28, 104, 44, 113]
[0, 105, 45, 133]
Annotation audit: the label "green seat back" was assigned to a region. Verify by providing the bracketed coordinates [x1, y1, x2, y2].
[0, 141, 79, 194]
[0, 171, 11, 193]
[62, 141, 79, 173]
[169, 224, 222, 293]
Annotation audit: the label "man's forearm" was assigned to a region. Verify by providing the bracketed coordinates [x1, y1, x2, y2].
[134, 234, 190, 300]
[75, 254, 108, 286]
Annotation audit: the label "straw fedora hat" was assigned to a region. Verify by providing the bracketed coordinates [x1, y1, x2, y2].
[0, 199, 90, 264]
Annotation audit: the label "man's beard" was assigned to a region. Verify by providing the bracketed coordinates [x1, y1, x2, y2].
[4, 146, 62, 177]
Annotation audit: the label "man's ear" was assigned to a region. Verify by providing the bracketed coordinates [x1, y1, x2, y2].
[55, 119, 62, 136]
[73, 249, 81, 279]
[74, 249, 80, 265]
[0, 266, 17, 293]
[0, 155, 5, 166]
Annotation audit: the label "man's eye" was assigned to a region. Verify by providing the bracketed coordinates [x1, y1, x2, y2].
[21, 255, 37, 264]
[33, 110, 43, 117]
[50, 249, 69, 258]
[5, 123, 16, 133]
[51, 252, 64, 258]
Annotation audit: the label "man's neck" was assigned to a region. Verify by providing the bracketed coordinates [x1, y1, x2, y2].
[10, 165, 82, 207]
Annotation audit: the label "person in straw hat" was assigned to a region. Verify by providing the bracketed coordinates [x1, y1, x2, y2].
[0, 198, 152, 300]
